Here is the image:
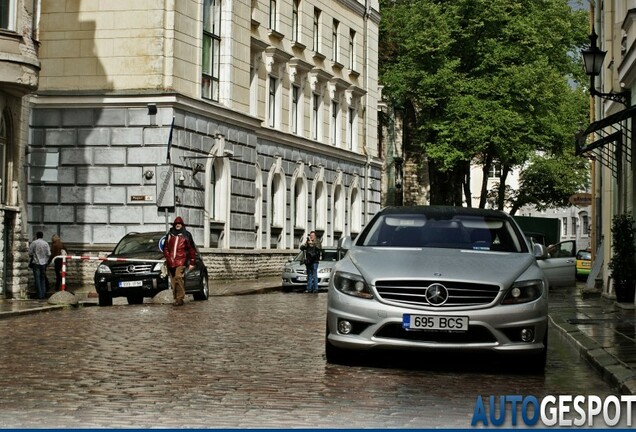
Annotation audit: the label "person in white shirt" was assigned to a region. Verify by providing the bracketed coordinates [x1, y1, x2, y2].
[28, 231, 51, 299]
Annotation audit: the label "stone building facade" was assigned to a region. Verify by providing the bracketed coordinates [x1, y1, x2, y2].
[19, 0, 382, 293]
[0, 0, 39, 298]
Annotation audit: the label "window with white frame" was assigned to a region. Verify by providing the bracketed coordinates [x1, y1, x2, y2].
[349, 29, 356, 70]
[347, 106, 356, 150]
[350, 187, 361, 234]
[488, 163, 502, 178]
[333, 184, 345, 233]
[202, 0, 221, 101]
[208, 165, 217, 219]
[571, 217, 577, 236]
[313, 8, 321, 52]
[291, 85, 300, 134]
[269, 0, 278, 31]
[0, 0, 15, 31]
[292, 0, 300, 42]
[581, 213, 589, 236]
[312, 93, 321, 140]
[315, 181, 327, 231]
[268, 75, 279, 128]
[270, 173, 284, 227]
[332, 19, 339, 62]
[331, 100, 340, 146]
[294, 177, 306, 228]
[562, 217, 568, 236]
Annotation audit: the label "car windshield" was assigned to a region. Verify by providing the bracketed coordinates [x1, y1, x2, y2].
[356, 212, 525, 252]
[113, 233, 163, 255]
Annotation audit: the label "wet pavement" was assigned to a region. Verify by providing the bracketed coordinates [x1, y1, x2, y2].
[1, 277, 634, 394]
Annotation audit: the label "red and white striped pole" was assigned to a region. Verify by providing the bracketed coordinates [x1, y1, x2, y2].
[53, 255, 164, 291]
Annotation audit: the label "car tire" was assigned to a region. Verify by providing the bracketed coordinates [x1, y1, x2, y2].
[523, 333, 548, 374]
[127, 295, 144, 305]
[98, 291, 113, 307]
[193, 274, 209, 301]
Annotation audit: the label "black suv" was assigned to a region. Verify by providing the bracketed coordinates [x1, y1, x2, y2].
[94, 231, 209, 306]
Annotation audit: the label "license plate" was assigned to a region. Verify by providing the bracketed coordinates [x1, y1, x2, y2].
[297, 276, 307, 282]
[403, 314, 469, 331]
[118, 280, 143, 288]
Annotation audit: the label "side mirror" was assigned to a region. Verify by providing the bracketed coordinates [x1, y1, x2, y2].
[533, 243, 547, 259]
[339, 236, 353, 250]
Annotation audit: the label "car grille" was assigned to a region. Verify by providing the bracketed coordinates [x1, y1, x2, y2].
[375, 280, 500, 307]
[375, 323, 496, 343]
[111, 264, 155, 275]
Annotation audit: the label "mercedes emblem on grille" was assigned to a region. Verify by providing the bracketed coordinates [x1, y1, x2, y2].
[425, 283, 448, 306]
[127, 264, 136, 273]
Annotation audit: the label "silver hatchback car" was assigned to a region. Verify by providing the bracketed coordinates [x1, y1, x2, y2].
[326, 206, 552, 371]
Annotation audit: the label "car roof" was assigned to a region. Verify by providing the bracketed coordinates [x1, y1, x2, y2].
[377, 205, 511, 219]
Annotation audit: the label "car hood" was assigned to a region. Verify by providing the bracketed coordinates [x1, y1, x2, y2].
[347, 247, 538, 287]
[105, 251, 164, 261]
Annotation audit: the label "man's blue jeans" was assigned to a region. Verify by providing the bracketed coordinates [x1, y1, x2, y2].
[306, 262, 319, 292]
[32, 264, 47, 299]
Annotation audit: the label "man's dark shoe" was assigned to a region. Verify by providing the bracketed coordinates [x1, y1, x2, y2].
[173, 299, 184, 306]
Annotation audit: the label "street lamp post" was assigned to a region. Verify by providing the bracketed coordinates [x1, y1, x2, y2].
[581, 28, 630, 106]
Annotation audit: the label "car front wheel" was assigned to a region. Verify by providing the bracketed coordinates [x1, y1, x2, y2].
[193, 275, 209, 301]
[127, 294, 144, 305]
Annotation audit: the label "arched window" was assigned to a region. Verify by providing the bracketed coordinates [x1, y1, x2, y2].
[315, 180, 327, 231]
[0, 112, 6, 204]
[350, 186, 361, 235]
[333, 184, 345, 234]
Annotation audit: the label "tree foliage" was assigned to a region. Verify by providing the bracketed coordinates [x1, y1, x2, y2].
[379, 0, 591, 209]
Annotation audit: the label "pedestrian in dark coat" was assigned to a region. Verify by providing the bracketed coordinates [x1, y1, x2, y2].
[163, 216, 196, 306]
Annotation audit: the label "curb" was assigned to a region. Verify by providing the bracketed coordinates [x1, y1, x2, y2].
[549, 313, 636, 395]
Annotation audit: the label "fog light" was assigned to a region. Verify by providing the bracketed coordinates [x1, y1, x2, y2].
[338, 320, 353, 334]
[520, 328, 534, 342]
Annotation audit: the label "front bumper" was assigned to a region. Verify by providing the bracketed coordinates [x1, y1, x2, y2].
[326, 288, 548, 355]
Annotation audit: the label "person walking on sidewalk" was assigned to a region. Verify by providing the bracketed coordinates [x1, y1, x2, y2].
[28, 231, 51, 299]
[300, 231, 322, 293]
[163, 216, 196, 306]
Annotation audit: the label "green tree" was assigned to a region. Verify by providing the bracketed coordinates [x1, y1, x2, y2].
[379, 0, 590, 208]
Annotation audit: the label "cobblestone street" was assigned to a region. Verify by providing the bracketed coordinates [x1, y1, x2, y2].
[0, 291, 618, 428]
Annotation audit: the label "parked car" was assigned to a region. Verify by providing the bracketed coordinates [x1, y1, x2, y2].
[94, 231, 209, 306]
[576, 249, 592, 280]
[282, 247, 343, 291]
[326, 205, 559, 371]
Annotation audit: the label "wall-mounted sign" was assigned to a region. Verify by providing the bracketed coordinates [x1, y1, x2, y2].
[569, 193, 593, 207]
[130, 195, 153, 201]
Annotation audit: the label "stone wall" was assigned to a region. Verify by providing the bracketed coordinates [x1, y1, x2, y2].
[30, 249, 295, 294]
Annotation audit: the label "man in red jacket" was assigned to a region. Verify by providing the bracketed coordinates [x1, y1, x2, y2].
[163, 216, 196, 306]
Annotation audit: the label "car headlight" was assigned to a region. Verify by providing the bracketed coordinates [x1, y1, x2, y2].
[501, 279, 544, 305]
[318, 267, 331, 274]
[96, 263, 111, 274]
[153, 262, 165, 272]
[283, 267, 293, 273]
[332, 271, 373, 299]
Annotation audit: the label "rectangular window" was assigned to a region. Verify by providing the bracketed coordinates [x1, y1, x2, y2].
[292, 0, 300, 42]
[202, 0, 221, 101]
[312, 93, 320, 140]
[349, 29, 356, 70]
[582, 215, 589, 235]
[562, 217, 568, 236]
[488, 163, 502, 178]
[313, 8, 321, 52]
[572, 217, 577, 236]
[332, 20, 339, 62]
[0, 0, 14, 31]
[291, 85, 300, 134]
[331, 100, 339, 146]
[268, 76, 278, 128]
[269, 0, 277, 31]
[347, 107, 355, 150]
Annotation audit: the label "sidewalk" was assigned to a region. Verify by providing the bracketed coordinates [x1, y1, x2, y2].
[1, 278, 634, 394]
